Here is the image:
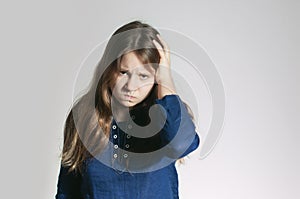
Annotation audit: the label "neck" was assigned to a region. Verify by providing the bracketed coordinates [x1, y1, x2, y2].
[111, 98, 131, 122]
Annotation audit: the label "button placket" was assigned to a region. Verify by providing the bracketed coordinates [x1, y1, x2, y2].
[112, 120, 133, 166]
[112, 123, 119, 161]
[119, 122, 131, 161]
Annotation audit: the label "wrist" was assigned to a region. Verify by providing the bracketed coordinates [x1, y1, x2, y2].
[157, 82, 177, 99]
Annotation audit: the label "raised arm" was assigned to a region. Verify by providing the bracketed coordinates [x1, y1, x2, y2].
[155, 94, 200, 159]
[153, 34, 200, 159]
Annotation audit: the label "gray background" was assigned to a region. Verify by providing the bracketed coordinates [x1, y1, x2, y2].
[0, 0, 299, 198]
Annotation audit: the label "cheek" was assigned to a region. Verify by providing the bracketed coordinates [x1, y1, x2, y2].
[113, 77, 126, 89]
[140, 83, 154, 95]
[144, 77, 155, 89]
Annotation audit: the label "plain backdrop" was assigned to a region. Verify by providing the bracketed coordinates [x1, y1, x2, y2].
[0, 0, 299, 198]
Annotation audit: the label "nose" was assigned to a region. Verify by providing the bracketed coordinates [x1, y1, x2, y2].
[125, 75, 139, 91]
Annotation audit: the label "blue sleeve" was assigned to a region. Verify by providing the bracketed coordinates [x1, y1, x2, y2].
[55, 164, 82, 199]
[155, 94, 200, 159]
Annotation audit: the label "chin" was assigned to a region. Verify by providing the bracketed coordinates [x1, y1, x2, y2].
[120, 100, 137, 107]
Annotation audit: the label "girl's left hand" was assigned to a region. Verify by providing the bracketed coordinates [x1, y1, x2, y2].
[152, 34, 176, 97]
[153, 34, 170, 66]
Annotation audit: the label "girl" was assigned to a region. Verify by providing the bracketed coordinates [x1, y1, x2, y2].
[55, 20, 200, 199]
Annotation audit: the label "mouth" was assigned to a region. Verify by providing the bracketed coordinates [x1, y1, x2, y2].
[124, 94, 136, 99]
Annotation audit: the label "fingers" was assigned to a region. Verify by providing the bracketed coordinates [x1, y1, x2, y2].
[152, 39, 163, 51]
[156, 34, 169, 51]
[152, 34, 170, 62]
[152, 39, 165, 61]
[152, 34, 169, 51]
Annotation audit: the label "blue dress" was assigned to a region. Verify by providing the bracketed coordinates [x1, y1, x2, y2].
[55, 94, 200, 199]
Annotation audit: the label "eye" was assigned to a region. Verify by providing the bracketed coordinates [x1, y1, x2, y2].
[119, 70, 128, 76]
[140, 74, 149, 80]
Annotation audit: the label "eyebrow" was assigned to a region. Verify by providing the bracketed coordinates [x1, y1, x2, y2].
[120, 65, 128, 69]
[120, 65, 155, 74]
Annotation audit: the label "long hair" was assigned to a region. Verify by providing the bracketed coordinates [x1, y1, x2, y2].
[60, 20, 194, 173]
[61, 21, 164, 171]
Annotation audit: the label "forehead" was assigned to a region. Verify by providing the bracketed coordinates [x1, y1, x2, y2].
[120, 52, 155, 72]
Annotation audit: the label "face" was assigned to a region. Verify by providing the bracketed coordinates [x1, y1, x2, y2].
[111, 51, 156, 107]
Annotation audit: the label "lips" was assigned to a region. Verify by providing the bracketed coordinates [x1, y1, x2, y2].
[124, 94, 136, 99]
